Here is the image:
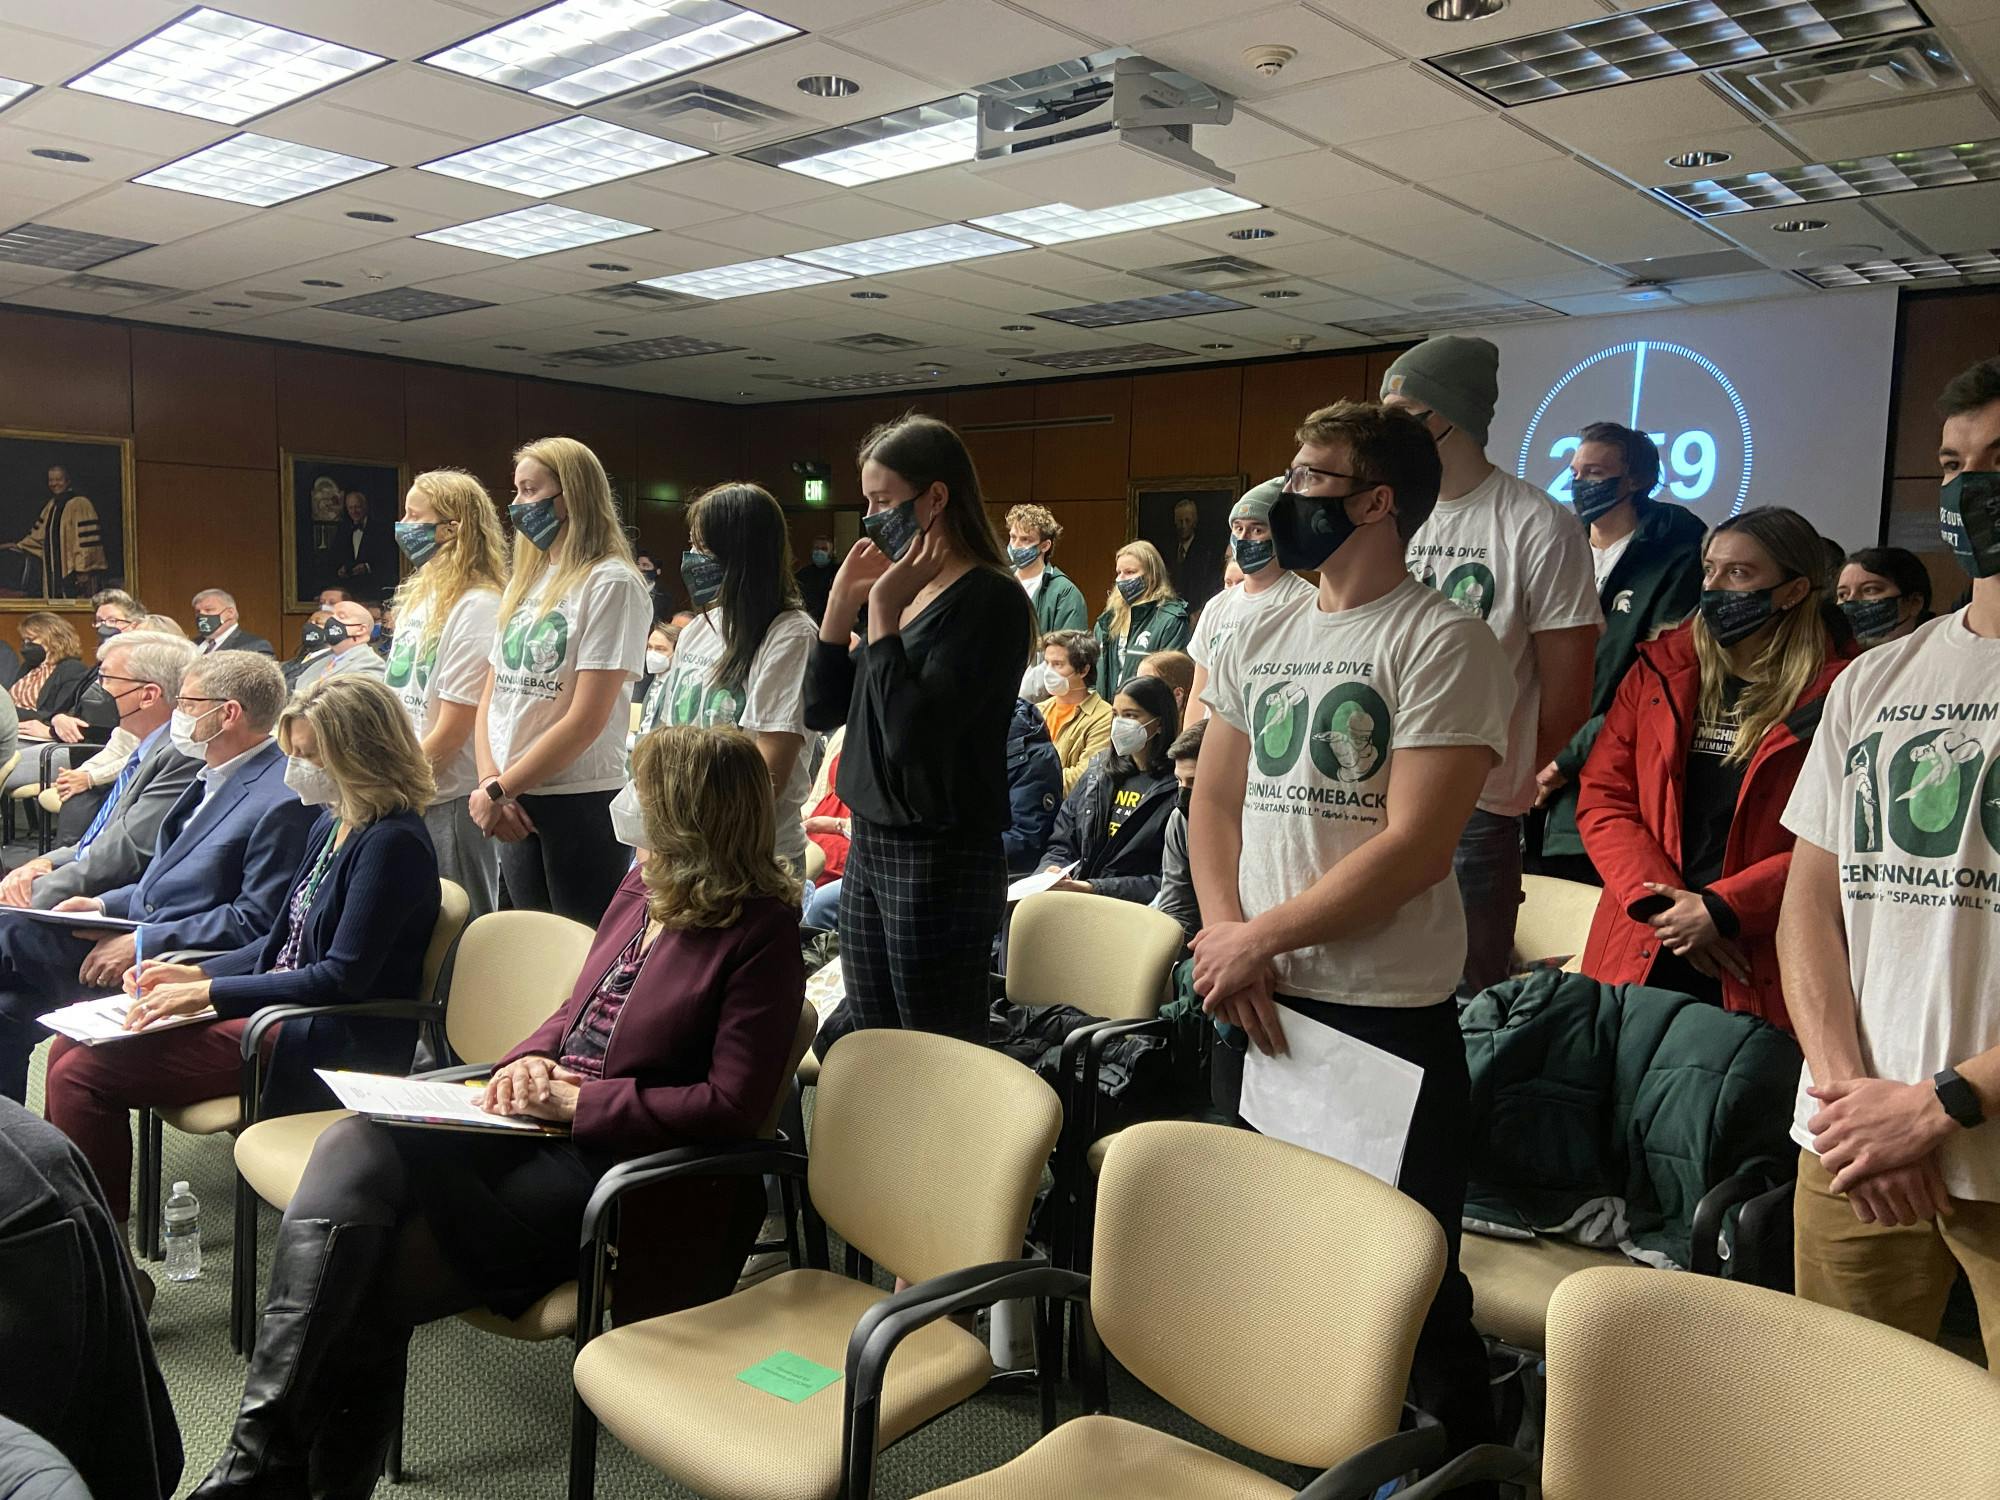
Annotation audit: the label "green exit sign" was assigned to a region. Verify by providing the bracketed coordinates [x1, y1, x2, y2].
[803, 477, 828, 505]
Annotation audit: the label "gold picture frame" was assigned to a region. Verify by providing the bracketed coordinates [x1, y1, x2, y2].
[1126, 472, 1246, 619]
[281, 451, 410, 612]
[0, 428, 136, 609]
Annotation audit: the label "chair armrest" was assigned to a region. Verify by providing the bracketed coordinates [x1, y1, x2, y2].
[236, 999, 442, 1123]
[1691, 1169, 1778, 1277]
[1077, 1016, 1169, 1145]
[1292, 1421, 1451, 1500]
[1390, 1445, 1539, 1499]
[843, 1257, 1090, 1500]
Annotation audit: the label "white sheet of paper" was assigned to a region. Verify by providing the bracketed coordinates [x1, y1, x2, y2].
[314, 1069, 548, 1132]
[804, 963, 845, 1021]
[1238, 1010, 1424, 1187]
[0, 907, 142, 933]
[1006, 862, 1077, 904]
[40, 996, 218, 1045]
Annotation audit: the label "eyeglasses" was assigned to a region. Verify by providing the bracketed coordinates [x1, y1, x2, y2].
[98, 674, 147, 689]
[174, 696, 229, 712]
[1284, 465, 1373, 491]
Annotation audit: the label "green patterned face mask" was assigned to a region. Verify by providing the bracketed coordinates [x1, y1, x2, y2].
[1258, 683, 1306, 759]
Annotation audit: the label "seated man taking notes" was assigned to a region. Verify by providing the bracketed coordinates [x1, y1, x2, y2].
[0, 652, 314, 1101]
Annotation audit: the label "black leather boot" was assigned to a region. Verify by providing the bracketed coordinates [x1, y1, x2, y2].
[308, 1330, 411, 1500]
[189, 1218, 391, 1499]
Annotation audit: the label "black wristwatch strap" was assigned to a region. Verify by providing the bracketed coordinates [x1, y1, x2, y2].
[1935, 1067, 1984, 1130]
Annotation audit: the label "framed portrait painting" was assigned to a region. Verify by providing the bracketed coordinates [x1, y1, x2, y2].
[0, 429, 135, 607]
[282, 453, 409, 610]
[1127, 473, 1245, 618]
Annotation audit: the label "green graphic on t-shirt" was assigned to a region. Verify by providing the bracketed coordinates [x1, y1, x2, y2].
[1251, 681, 1309, 776]
[1439, 562, 1495, 621]
[671, 672, 703, 724]
[1887, 727, 1984, 858]
[1846, 733, 1883, 854]
[663, 654, 744, 730]
[1982, 754, 2000, 858]
[500, 607, 531, 669]
[523, 614, 567, 677]
[1310, 683, 1390, 784]
[383, 632, 437, 695]
[707, 686, 741, 726]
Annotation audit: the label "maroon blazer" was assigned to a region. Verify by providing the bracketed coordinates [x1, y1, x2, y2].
[506, 869, 804, 1160]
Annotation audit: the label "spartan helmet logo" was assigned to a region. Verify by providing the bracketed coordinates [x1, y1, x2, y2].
[1318, 702, 1378, 782]
[1308, 682, 1391, 784]
[1898, 727, 1982, 828]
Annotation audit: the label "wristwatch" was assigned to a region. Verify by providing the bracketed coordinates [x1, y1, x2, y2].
[483, 779, 507, 805]
[1934, 1067, 1985, 1130]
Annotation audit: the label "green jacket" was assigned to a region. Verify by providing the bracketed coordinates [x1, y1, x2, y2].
[1542, 498, 1705, 857]
[1094, 596, 1192, 693]
[1459, 967, 1801, 1272]
[1029, 562, 1089, 639]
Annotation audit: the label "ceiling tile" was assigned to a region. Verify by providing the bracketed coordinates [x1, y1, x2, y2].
[668, 155, 844, 210]
[1511, 75, 1754, 149]
[3, 85, 227, 157]
[1655, 270, 1812, 305]
[766, 193, 938, 238]
[1777, 93, 2000, 164]
[257, 100, 481, 164]
[0, 124, 162, 186]
[0, 1, 179, 46]
[320, 64, 566, 140]
[677, 212, 839, 255]
[1578, 125, 1807, 184]
[1314, 0, 1611, 59]
[1135, 4, 1394, 99]
[1043, 227, 1242, 272]
[1342, 115, 1563, 183]
[111, 212, 384, 285]
[688, 37, 945, 125]
[1702, 198, 1928, 264]
[767, 0, 940, 28]
[1286, 184, 1467, 238]
[1253, 64, 1490, 146]
[1159, 208, 1337, 255]
[1005, 0, 1245, 46]
[0, 23, 113, 84]
[245, 0, 482, 57]
[1868, 180, 2000, 251]
[876, 264, 1074, 311]
[48, 181, 262, 240]
[548, 181, 739, 234]
[0, 158, 96, 221]
[853, 163, 1041, 219]
[1224, 141, 1397, 206]
[1201, 111, 1320, 171]
[834, 0, 1094, 87]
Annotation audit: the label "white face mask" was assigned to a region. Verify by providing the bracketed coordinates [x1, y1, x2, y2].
[285, 756, 340, 808]
[170, 704, 222, 761]
[1041, 663, 1070, 697]
[645, 649, 670, 676]
[1110, 715, 1150, 757]
[1019, 661, 1051, 704]
[608, 782, 648, 849]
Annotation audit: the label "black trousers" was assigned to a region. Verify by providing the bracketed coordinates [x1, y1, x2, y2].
[497, 789, 627, 926]
[1269, 994, 1497, 1457]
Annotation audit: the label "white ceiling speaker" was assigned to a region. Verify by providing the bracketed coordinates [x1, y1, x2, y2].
[1242, 45, 1297, 78]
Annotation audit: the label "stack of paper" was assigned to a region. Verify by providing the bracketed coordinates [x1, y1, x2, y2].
[41, 996, 218, 1045]
[1238, 1010, 1424, 1187]
[314, 1069, 565, 1134]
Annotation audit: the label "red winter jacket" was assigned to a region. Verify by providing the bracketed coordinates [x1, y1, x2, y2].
[1575, 623, 1850, 1032]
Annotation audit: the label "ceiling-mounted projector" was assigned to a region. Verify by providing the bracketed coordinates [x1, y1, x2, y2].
[972, 52, 1236, 185]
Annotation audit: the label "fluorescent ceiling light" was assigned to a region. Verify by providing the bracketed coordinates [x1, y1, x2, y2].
[0, 223, 155, 271]
[67, 7, 384, 124]
[744, 96, 977, 187]
[421, 117, 706, 198]
[423, 0, 799, 107]
[1429, 0, 1927, 106]
[1653, 138, 2000, 216]
[1800, 249, 2000, 287]
[639, 257, 850, 299]
[788, 223, 1027, 277]
[135, 133, 387, 206]
[0, 77, 33, 113]
[1033, 290, 1250, 328]
[971, 188, 1261, 245]
[417, 203, 651, 259]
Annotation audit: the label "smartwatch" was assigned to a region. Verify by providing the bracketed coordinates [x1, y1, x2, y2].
[484, 779, 507, 805]
[1934, 1067, 1985, 1130]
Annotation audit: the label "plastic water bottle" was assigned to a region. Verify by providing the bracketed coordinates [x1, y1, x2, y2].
[163, 1181, 202, 1282]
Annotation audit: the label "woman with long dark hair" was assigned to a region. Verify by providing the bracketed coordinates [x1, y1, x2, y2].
[649, 482, 816, 872]
[1836, 545, 1932, 649]
[804, 414, 1033, 1047]
[1038, 672, 1181, 904]
[1577, 505, 1851, 1029]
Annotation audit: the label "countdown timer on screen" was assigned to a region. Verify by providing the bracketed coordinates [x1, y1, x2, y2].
[1516, 340, 1753, 517]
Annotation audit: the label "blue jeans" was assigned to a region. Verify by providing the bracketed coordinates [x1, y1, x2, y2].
[802, 878, 841, 932]
[1453, 808, 1522, 998]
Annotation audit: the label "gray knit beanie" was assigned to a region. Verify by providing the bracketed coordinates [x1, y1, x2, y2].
[1380, 335, 1499, 447]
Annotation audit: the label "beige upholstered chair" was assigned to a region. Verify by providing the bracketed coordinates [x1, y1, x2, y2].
[1397, 1265, 2000, 1497]
[909, 1120, 1449, 1500]
[1456, 1233, 1625, 1354]
[569, 1028, 1063, 1500]
[1511, 875, 1601, 974]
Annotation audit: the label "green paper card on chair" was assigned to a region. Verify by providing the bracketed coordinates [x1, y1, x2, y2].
[737, 1350, 841, 1403]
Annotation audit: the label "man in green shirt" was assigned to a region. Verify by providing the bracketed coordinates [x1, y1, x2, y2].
[1005, 503, 1087, 638]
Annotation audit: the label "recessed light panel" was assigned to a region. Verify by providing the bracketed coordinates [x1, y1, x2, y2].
[421, 117, 706, 198]
[639, 257, 850, 299]
[423, 0, 799, 107]
[553, 334, 745, 364]
[68, 7, 384, 125]
[744, 95, 977, 186]
[319, 288, 497, 321]
[789, 370, 945, 391]
[0, 78, 32, 114]
[0, 223, 154, 271]
[1018, 344, 1190, 370]
[1653, 138, 2000, 216]
[1428, 0, 1927, 106]
[969, 188, 1261, 245]
[788, 223, 1027, 277]
[135, 133, 387, 206]
[1033, 290, 1251, 328]
[417, 204, 650, 259]
[1801, 250, 2000, 287]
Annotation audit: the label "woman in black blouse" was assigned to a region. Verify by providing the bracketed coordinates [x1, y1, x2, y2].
[804, 415, 1033, 1048]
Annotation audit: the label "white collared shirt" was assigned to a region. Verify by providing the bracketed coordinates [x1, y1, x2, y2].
[194, 739, 266, 818]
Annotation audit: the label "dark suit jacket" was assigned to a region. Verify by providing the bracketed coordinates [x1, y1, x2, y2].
[334, 519, 399, 602]
[204, 809, 441, 1114]
[208, 626, 275, 658]
[0, 1099, 181, 1500]
[17, 659, 90, 727]
[96, 740, 315, 954]
[34, 729, 201, 907]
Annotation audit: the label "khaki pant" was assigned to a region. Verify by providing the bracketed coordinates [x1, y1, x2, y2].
[1794, 1149, 2000, 1368]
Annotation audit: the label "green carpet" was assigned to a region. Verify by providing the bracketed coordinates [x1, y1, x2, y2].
[26, 1043, 1298, 1500]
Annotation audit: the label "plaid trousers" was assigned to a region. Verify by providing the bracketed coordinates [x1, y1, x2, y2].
[826, 817, 1007, 1050]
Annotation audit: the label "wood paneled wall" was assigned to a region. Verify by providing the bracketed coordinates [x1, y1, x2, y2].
[4, 287, 1988, 659]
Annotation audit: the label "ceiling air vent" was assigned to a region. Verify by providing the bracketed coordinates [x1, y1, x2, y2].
[1129, 254, 1287, 292]
[594, 82, 804, 149]
[1716, 31, 1972, 118]
[54, 272, 181, 298]
[819, 332, 933, 352]
[577, 282, 712, 312]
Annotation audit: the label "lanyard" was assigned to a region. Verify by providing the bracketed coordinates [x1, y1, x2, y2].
[298, 824, 341, 910]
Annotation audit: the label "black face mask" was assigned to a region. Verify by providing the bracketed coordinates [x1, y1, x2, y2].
[299, 625, 326, 650]
[1176, 785, 1193, 821]
[1700, 587, 1781, 647]
[1269, 488, 1361, 572]
[1840, 595, 1903, 641]
[861, 498, 923, 563]
[18, 643, 45, 671]
[1571, 474, 1627, 524]
[1941, 471, 2000, 580]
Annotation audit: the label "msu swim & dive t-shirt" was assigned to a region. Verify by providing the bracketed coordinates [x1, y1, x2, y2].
[1405, 468, 1600, 818]
[1781, 611, 2000, 1201]
[1189, 569, 1316, 668]
[1203, 575, 1513, 1007]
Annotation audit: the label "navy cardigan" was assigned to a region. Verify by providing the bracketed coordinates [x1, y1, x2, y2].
[202, 808, 441, 1115]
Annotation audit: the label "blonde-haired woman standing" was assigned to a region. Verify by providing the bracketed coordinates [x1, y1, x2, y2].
[473, 436, 652, 922]
[44, 673, 441, 1239]
[389, 467, 508, 916]
[1093, 539, 1190, 694]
